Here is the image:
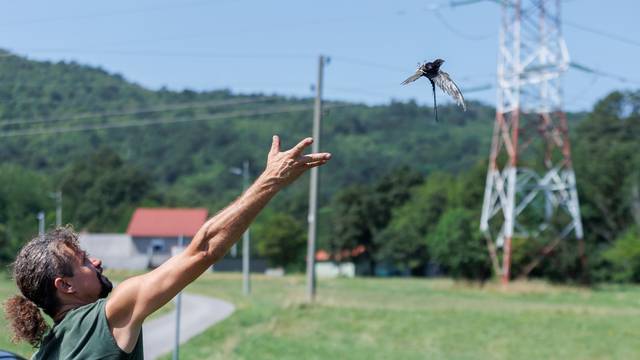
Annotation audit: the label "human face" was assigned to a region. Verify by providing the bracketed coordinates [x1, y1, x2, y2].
[68, 250, 113, 301]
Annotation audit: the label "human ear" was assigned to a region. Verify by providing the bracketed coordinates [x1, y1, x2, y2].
[54, 277, 75, 294]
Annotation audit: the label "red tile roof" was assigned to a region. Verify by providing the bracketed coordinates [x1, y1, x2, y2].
[315, 245, 366, 261]
[127, 208, 208, 237]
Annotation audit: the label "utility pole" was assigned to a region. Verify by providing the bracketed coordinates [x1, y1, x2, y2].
[306, 55, 326, 302]
[231, 243, 238, 258]
[241, 160, 251, 296]
[50, 190, 62, 227]
[231, 161, 252, 295]
[37, 211, 45, 236]
[173, 235, 184, 360]
[480, 0, 584, 284]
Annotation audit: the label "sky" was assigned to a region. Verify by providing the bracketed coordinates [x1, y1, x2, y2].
[0, 0, 638, 112]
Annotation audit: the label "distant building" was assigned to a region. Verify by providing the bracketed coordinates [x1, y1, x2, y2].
[79, 208, 209, 270]
[79, 207, 275, 272]
[126, 208, 208, 268]
[79, 233, 147, 270]
[313, 246, 366, 278]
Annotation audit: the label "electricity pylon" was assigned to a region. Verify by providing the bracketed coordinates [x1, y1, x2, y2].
[480, 0, 584, 284]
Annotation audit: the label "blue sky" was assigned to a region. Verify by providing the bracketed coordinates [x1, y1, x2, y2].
[1, 0, 638, 112]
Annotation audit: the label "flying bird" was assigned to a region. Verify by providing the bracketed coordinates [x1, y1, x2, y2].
[401, 59, 466, 122]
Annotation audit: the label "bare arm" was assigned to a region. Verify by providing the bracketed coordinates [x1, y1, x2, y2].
[105, 136, 331, 352]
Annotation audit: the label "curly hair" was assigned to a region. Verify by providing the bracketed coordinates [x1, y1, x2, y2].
[4, 226, 81, 347]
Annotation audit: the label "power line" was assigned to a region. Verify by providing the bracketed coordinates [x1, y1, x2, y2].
[449, 0, 500, 7]
[465, 84, 494, 93]
[0, 0, 216, 28]
[432, 0, 640, 90]
[328, 86, 406, 100]
[333, 56, 496, 86]
[565, 21, 640, 49]
[4, 48, 316, 60]
[563, 74, 599, 108]
[570, 62, 640, 86]
[0, 97, 276, 127]
[431, 9, 495, 40]
[5, 50, 496, 84]
[448, 0, 640, 49]
[0, 103, 353, 138]
[329, 82, 492, 99]
[331, 56, 407, 74]
[1, 48, 486, 86]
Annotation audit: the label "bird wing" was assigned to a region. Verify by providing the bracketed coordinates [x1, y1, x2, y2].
[433, 71, 466, 111]
[401, 70, 424, 85]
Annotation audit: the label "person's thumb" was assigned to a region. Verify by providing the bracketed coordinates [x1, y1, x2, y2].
[269, 135, 280, 156]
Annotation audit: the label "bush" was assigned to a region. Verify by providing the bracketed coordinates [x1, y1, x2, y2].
[255, 212, 306, 271]
[602, 227, 640, 282]
[427, 208, 492, 281]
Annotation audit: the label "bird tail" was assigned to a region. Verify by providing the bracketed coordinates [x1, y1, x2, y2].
[430, 80, 438, 123]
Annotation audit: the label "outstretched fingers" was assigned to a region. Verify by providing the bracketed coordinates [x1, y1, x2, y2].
[289, 137, 313, 157]
[303, 159, 330, 168]
[296, 153, 332, 165]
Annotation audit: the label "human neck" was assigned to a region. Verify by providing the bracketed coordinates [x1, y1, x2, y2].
[52, 300, 90, 323]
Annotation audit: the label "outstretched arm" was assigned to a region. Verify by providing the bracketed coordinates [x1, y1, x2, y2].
[105, 136, 331, 352]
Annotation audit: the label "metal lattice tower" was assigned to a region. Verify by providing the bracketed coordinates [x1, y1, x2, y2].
[480, 0, 584, 284]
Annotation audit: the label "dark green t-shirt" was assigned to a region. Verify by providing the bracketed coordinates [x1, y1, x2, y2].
[32, 299, 143, 360]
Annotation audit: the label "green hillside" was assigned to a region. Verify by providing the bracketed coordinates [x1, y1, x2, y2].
[0, 50, 496, 225]
[0, 49, 499, 192]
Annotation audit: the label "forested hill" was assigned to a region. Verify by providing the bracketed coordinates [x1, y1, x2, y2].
[5, 52, 640, 281]
[3, 50, 639, 284]
[0, 49, 503, 203]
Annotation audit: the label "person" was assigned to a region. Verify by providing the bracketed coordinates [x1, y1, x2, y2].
[4, 136, 331, 359]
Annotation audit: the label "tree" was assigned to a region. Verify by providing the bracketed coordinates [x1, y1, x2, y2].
[60, 148, 153, 232]
[0, 165, 51, 264]
[254, 212, 306, 271]
[601, 227, 640, 282]
[374, 172, 451, 274]
[573, 90, 640, 281]
[427, 208, 492, 281]
[330, 167, 423, 273]
[329, 185, 373, 260]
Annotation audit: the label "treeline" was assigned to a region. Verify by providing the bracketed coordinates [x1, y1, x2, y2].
[0, 51, 638, 283]
[325, 91, 640, 283]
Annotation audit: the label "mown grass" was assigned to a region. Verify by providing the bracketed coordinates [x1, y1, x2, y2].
[2, 271, 639, 359]
[155, 273, 640, 360]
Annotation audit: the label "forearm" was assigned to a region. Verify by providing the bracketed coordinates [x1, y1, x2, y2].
[116, 172, 282, 323]
[189, 172, 280, 263]
[107, 136, 330, 331]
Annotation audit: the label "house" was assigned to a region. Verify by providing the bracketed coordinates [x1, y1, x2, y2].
[126, 207, 208, 268]
[78, 233, 147, 270]
[313, 246, 367, 278]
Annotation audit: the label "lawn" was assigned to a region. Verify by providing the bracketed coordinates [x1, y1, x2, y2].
[164, 273, 639, 360]
[2, 271, 639, 359]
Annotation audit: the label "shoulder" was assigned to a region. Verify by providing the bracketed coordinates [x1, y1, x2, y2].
[37, 298, 136, 358]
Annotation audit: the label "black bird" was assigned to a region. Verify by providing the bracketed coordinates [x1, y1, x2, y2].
[401, 59, 466, 122]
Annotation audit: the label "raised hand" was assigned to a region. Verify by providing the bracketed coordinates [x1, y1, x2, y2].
[263, 135, 332, 188]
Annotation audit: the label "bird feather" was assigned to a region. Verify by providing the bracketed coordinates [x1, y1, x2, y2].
[433, 71, 466, 111]
[401, 70, 424, 85]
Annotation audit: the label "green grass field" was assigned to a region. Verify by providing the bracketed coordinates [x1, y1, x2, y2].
[2, 271, 639, 359]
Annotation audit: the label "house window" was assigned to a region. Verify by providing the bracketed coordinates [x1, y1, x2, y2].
[150, 239, 166, 253]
